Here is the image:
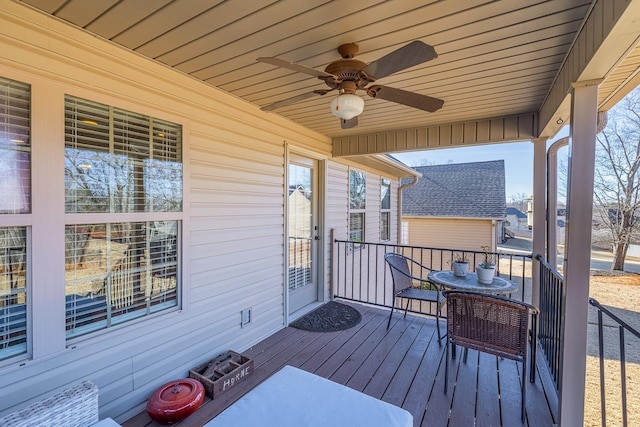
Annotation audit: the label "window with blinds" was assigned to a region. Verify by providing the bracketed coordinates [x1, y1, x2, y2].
[0, 77, 30, 214]
[0, 227, 27, 361]
[65, 221, 178, 339]
[0, 76, 30, 361]
[64, 95, 182, 339]
[64, 96, 182, 213]
[381, 179, 391, 241]
[349, 170, 366, 249]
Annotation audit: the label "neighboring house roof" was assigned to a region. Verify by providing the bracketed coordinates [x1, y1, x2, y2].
[402, 160, 506, 218]
[506, 207, 527, 219]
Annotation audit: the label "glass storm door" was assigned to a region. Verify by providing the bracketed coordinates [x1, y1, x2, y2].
[288, 156, 319, 314]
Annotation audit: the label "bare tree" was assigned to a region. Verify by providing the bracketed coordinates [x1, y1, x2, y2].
[508, 192, 529, 213]
[408, 157, 454, 167]
[593, 86, 640, 270]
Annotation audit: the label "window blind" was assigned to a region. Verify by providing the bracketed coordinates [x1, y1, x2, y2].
[0, 77, 31, 215]
[64, 95, 182, 213]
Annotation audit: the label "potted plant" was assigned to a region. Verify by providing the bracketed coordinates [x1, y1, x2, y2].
[476, 246, 496, 284]
[450, 252, 470, 277]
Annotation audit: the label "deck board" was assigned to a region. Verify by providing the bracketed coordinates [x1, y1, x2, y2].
[497, 354, 524, 426]
[476, 351, 501, 426]
[122, 302, 557, 427]
[380, 319, 435, 407]
[449, 348, 480, 426]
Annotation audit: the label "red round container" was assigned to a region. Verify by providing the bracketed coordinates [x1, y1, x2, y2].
[146, 378, 205, 424]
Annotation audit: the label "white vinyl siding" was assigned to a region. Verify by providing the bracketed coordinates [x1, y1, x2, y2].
[325, 161, 348, 301]
[363, 171, 378, 242]
[404, 217, 494, 252]
[189, 129, 285, 337]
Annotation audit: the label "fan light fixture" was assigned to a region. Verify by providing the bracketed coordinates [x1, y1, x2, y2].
[330, 93, 364, 120]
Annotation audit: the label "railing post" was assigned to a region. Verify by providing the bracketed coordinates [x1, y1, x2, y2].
[330, 229, 336, 301]
[531, 137, 547, 311]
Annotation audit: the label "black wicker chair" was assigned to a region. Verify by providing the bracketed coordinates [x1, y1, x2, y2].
[443, 290, 538, 423]
[384, 253, 444, 342]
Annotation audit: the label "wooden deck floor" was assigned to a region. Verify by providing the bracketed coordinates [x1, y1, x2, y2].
[124, 302, 558, 427]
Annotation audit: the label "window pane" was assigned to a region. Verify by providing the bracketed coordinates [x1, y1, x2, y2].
[349, 170, 366, 209]
[381, 179, 391, 210]
[65, 96, 182, 213]
[288, 164, 312, 292]
[0, 226, 27, 361]
[0, 77, 31, 214]
[381, 212, 390, 241]
[65, 221, 179, 339]
[349, 213, 364, 242]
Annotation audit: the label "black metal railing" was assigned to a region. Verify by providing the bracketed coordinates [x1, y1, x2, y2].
[537, 254, 564, 390]
[589, 297, 640, 427]
[333, 240, 533, 315]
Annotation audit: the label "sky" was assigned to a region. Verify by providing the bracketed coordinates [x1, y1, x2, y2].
[391, 127, 570, 202]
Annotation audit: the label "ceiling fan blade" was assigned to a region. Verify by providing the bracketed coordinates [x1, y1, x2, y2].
[341, 117, 358, 129]
[362, 41, 437, 79]
[257, 57, 335, 78]
[367, 85, 444, 112]
[261, 91, 324, 111]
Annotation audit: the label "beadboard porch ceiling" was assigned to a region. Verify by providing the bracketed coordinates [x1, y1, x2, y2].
[15, 0, 640, 141]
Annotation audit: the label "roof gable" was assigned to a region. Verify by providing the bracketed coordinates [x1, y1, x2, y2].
[506, 207, 527, 218]
[402, 160, 506, 218]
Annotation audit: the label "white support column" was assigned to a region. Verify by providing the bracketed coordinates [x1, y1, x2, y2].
[531, 138, 547, 309]
[559, 80, 601, 427]
[547, 137, 569, 269]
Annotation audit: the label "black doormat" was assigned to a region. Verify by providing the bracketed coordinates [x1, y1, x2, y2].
[290, 301, 362, 332]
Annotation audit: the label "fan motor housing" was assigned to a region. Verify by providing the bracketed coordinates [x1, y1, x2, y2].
[323, 59, 372, 89]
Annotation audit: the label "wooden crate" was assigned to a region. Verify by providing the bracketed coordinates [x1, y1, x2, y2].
[189, 351, 253, 398]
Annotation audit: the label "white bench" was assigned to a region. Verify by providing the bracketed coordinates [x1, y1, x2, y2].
[205, 365, 413, 427]
[0, 381, 119, 427]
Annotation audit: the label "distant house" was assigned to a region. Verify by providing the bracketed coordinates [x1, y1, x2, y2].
[402, 160, 507, 252]
[506, 207, 528, 229]
[288, 185, 311, 238]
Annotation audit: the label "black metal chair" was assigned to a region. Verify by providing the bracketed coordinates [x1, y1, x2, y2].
[384, 253, 444, 342]
[443, 290, 539, 423]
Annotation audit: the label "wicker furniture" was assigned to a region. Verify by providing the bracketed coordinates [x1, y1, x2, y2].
[443, 291, 538, 423]
[384, 253, 444, 341]
[0, 380, 119, 427]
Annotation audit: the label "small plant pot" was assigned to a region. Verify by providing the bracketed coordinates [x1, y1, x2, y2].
[476, 265, 496, 284]
[452, 261, 469, 277]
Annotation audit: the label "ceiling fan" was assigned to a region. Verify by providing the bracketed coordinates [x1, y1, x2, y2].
[257, 41, 444, 129]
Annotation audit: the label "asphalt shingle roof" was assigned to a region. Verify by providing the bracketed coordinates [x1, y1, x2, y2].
[402, 160, 506, 218]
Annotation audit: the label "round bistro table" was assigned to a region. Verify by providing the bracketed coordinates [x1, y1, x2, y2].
[427, 270, 518, 295]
